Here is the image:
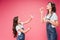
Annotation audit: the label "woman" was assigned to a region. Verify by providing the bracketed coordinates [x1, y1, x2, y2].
[12, 16, 33, 40]
[40, 2, 59, 40]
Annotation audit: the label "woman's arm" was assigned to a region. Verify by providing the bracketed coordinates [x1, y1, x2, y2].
[18, 27, 31, 33]
[48, 20, 59, 26]
[47, 13, 59, 27]
[46, 19, 59, 26]
[40, 8, 46, 23]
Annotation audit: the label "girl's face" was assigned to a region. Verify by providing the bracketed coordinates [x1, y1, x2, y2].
[47, 3, 52, 10]
[18, 18, 21, 23]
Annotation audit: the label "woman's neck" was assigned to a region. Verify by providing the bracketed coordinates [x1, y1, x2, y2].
[49, 9, 52, 14]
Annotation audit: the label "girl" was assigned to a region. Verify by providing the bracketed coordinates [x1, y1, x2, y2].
[40, 2, 59, 40]
[12, 16, 33, 40]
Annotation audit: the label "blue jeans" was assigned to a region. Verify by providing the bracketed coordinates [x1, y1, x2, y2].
[17, 33, 25, 40]
[46, 22, 57, 40]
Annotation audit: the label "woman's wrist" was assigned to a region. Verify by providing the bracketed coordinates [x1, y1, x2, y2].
[49, 20, 52, 24]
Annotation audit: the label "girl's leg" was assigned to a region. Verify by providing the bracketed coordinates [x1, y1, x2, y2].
[17, 35, 20, 40]
[17, 35, 24, 40]
[19, 33, 25, 40]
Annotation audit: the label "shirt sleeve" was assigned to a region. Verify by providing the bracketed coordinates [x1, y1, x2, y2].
[52, 13, 58, 21]
[16, 25, 21, 31]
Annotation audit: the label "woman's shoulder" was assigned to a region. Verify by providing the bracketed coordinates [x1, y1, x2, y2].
[52, 12, 58, 20]
[52, 12, 57, 16]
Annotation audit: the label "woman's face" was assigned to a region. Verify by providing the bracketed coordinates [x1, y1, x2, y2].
[47, 3, 52, 10]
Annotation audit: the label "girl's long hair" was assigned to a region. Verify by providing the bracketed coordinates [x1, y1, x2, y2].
[12, 16, 18, 38]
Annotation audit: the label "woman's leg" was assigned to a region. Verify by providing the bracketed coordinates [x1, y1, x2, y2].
[47, 23, 57, 40]
[50, 29, 57, 40]
[46, 23, 51, 40]
[47, 29, 51, 40]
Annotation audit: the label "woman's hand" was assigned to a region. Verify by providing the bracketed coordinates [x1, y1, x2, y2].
[45, 19, 59, 26]
[40, 7, 44, 14]
[40, 7, 45, 23]
[45, 19, 50, 22]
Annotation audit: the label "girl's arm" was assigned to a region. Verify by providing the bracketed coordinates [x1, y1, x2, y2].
[18, 27, 31, 33]
[22, 16, 33, 24]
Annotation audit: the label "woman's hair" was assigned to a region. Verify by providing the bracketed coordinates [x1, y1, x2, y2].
[47, 2, 56, 15]
[12, 16, 18, 38]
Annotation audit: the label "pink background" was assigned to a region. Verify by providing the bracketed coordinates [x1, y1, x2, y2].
[0, 0, 60, 40]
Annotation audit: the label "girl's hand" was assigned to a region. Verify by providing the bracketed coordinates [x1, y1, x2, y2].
[30, 15, 34, 19]
[28, 27, 31, 31]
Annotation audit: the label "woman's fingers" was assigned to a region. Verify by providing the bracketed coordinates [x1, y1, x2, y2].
[40, 7, 44, 14]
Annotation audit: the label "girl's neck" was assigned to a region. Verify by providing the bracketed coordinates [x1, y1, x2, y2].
[18, 22, 22, 25]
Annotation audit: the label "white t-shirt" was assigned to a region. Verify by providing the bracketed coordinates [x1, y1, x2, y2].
[45, 13, 58, 28]
[16, 22, 24, 35]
